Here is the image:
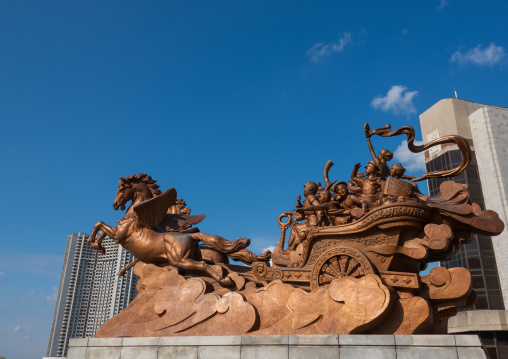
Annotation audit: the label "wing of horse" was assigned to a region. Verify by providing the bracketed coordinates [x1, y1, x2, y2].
[159, 213, 206, 231]
[133, 187, 177, 228]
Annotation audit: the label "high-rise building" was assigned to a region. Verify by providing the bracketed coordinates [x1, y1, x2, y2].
[47, 233, 138, 357]
[420, 98, 508, 359]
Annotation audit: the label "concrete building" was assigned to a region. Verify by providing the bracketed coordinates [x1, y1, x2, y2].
[420, 98, 508, 358]
[46, 233, 138, 357]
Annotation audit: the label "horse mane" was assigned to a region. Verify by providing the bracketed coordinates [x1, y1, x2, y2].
[124, 173, 162, 197]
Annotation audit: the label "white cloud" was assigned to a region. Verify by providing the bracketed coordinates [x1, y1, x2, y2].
[437, 0, 448, 10]
[401, 29, 409, 36]
[371, 85, 418, 115]
[13, 325, 21, 332]
[46, 287, 59, 303]
[0, 271, 4, 276]
[450, 43, 506, 66]
[262, 246, 276, 266]
[262, 246, 275, 253]
[393, 140, 425, 172]
[307, 32, 353, 63]
[23, 336, 30, 340]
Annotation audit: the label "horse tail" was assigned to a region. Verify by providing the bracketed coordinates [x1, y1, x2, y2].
[193, 233, 271, 264]
[226, 248, 272, 264]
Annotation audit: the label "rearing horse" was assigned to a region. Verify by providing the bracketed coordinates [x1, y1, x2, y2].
[88, 174, 270, 286]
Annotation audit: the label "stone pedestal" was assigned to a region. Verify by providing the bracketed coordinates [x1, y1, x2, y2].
[67, 334, 486, 358]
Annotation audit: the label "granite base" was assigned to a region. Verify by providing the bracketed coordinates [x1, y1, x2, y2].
[67, 334, 487, 359]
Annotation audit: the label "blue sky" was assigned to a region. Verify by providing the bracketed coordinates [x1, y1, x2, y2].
[1, 1, 507, 358]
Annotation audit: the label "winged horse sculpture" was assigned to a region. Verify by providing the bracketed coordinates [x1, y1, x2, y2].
[87, 174, 271, 286]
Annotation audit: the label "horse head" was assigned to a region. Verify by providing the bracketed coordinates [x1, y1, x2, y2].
[113, 177, 133, 211]
[113, 174, 162, 211]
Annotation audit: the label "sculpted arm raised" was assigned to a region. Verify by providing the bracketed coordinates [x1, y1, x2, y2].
[350, 163, 363, 186]
[364, 123, 380, 167]
[364, 123, 394, 177]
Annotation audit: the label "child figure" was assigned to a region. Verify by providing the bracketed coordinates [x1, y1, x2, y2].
[288, 181, 324, 250]
[295, 181, 323, 226]
[328, 182, 367, 225]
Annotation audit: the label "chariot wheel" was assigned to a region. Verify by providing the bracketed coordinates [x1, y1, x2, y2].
[310, 247, 374, 291]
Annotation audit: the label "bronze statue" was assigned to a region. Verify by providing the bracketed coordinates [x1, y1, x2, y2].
[89, 124, 504, 338]
[364, 122, 471, 181]
[365, 124, 394, 177]
[328, 181, 367, 225]
[390, 163, 406, 179]
[350, 161, 384, 208]
[295, 182, 323, 227]
[87, 174, 270, 287]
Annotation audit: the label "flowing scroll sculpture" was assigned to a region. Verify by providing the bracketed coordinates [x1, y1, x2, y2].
[88, 125, 504, 337]
[364, 122, 471, 181]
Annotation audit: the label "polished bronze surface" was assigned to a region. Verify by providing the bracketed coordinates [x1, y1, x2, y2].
[89, 124, 504, 337]
[364, 122, 472, 181]
[88, 174, 270, 287]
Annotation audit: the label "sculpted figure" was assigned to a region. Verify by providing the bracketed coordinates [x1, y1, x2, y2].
[287, 182, 324, 250]
[386, 163, 422, 198]
[364, 122, 472, 182]
[348, 167, 365, 195]
[365, 124, 393, 177]
[389, 163, 406, 179]
[390, 162, 416, 181]
[328, 182, 367, 225]
[168, 198, 191, 215]
[350, 161, 384, 208]
[295, 181, 323, 227]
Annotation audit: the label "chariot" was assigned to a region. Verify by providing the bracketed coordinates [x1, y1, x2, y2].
[253, 200, 434, 292]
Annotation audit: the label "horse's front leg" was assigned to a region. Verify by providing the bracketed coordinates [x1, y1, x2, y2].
[88, 221, 117, 254]
[90, 232, 108, 254]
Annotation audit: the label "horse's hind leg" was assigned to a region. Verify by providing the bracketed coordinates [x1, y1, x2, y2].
[176, 258, 233, 286]
[162, 236, 233, 286]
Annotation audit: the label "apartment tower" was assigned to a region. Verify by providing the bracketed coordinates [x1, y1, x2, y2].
[46, 233, 138, 357]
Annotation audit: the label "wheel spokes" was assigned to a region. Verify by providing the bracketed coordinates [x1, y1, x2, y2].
[346, 258, 359, 276]
[330, 258, 341, 276]
[339, 256, 349, 276]
[323, 263, 336, 277]
[318, 253, 368, 284]
[315, 249, 371, 291]
[319, 273, 335, 284]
